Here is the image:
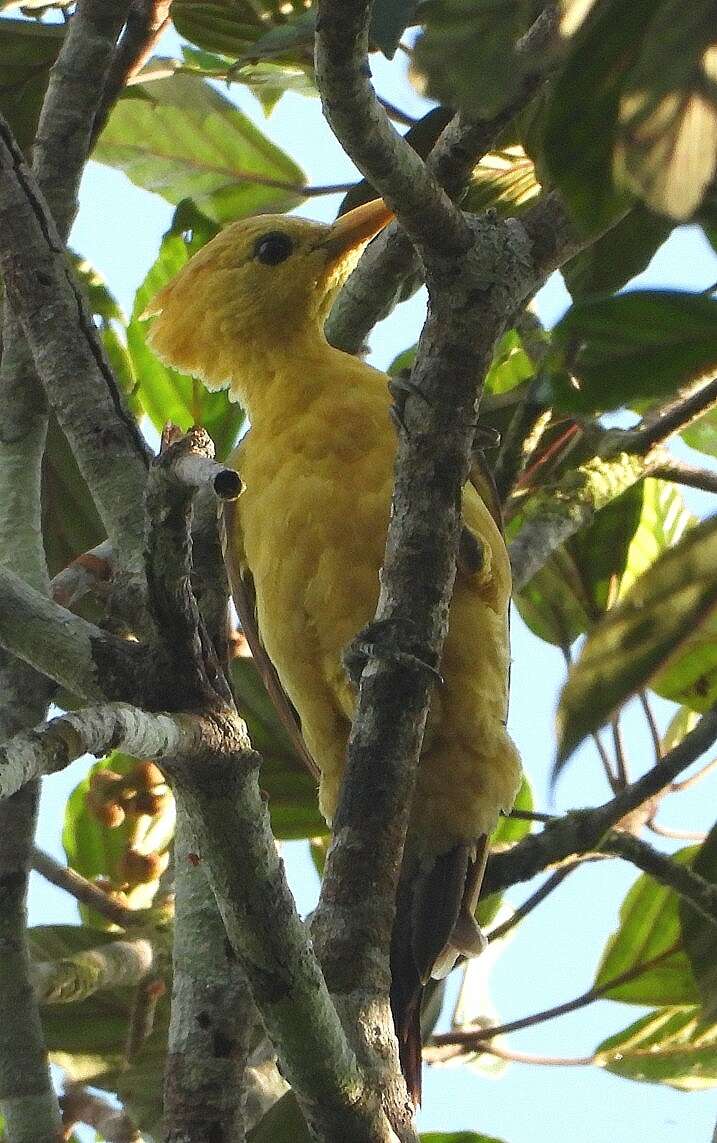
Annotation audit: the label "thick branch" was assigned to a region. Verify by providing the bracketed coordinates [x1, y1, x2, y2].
[315, 2, 468, 255]
[0, 704, 219, 801]
[484, 706, 717, 895]
[34, 0, 129, 237]
[32, 938, 153, 1004]
[169, 740, 397, 1143]
[325, 6, 559, 353]
[164, 803, 257, 1143]
[0, 566, 153, 705]
[0, 114, 151, 573]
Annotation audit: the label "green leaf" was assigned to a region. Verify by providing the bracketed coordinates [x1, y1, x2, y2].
[173, 2, 263, 55]
[595, 1006, 717, 1090]
[240, 10, 316, 62]
[42, 416, 105, 579]
[661, 705, 700, 754]
[548, 291, 717, 415]
[478, 775, 533, 927]
[651, 610, 717, 713]
[614, 0, 717, 220]
[543, 0, 652, 231]
[545, 0, 717, 228]
[463, 146, 543, 217]
[680, 823, 717, 1024]
[0, 17, 64, 152]
[412, 0, 542, 118]
[515, 478, 690, 647]
[556, 515, 717, 764]
[421, 1133, 508, 1143]
[231, 657, 326, 840]
[595, 847, 699, 1006]
[248, 1092, 312, 1143]
[682, 407, 717, 459]
[370, 0, 419, 58]
[514, 544, 594, 645]
[130, 216, 245, 460]
[94, 73, 307, 224]
[180, 44, 315, 108]
[562, 206, 674, 301]
[484, 327, 537, 396]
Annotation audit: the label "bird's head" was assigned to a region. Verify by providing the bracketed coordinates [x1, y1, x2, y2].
[143, 199, 393, 403]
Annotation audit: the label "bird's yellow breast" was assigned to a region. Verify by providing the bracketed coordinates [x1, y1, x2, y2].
[229, 349, 521, 857]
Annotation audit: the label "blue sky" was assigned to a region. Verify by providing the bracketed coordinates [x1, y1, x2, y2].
[26, 29, 717, 1143]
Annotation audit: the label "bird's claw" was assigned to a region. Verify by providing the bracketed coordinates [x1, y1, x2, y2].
[343, 619, 444, 688]
[388, 373, 431, 436]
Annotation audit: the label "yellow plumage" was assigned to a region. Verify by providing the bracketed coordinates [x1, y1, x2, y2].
[144, 202, 521, 1099]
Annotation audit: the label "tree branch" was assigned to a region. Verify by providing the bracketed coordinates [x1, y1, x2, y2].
[484, 706, 717, 895]
[0, 704, 222, 800]
[431, 942, 679, 1050]
[651, 458, 717, 496]
[60, 1083, 140, 1143]
[0, 112, 151, 576]
[32, 938, 154, 1004]
[93, 0, 174, 143]
[325, 5, 559, 354]
[601, 832, 717, 925]
[164, 802, 258, 1143]
[0, 566, 154, 706]
[140, 429, 398, 1142]
[32, 847, 147, 929]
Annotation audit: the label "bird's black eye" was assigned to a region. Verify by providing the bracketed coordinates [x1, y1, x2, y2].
[253, 231, 294, 266]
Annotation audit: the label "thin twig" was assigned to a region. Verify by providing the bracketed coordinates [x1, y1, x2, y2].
[651, 460, 717, 496]
[431, 943, 679, 1048]
[93, 0, 174, 142]
[484, 706, 717, 895]
[647, 821, 706, 842]
[487, 865, 576, 943]
[610, 714, 629, 789]
[625, 377, 717, 453]
[671, 756, 717, 792]
[601, 832, 717, 924]
[638, 690, 663, 763]
[32, 847, 145, 929]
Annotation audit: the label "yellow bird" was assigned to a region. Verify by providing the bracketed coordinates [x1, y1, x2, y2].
[144, 200, 522, 1102]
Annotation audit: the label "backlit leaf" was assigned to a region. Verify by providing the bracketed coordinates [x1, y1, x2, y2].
[556, 516, 717, 763]
[595, 848, 699, 1006]
[614, 0, 717, 220]
[679, 824, 717, 1024]
[595, 1006, 717, 1090]
[94, 73, 307, 223]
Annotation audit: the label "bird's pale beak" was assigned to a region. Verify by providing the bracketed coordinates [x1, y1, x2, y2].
[321, 198, 394, 269]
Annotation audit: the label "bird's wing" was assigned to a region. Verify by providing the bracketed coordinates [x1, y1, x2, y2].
[468, 449, 504, 535]
[224, 496, 320, 782]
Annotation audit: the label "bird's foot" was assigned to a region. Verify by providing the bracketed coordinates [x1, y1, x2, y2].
[388, 373, 429, 435]
[458, 525, 485, 577]
[343, 618, 444, 689]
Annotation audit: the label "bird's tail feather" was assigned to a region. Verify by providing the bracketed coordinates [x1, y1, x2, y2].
[390, 839, 489, 1105]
